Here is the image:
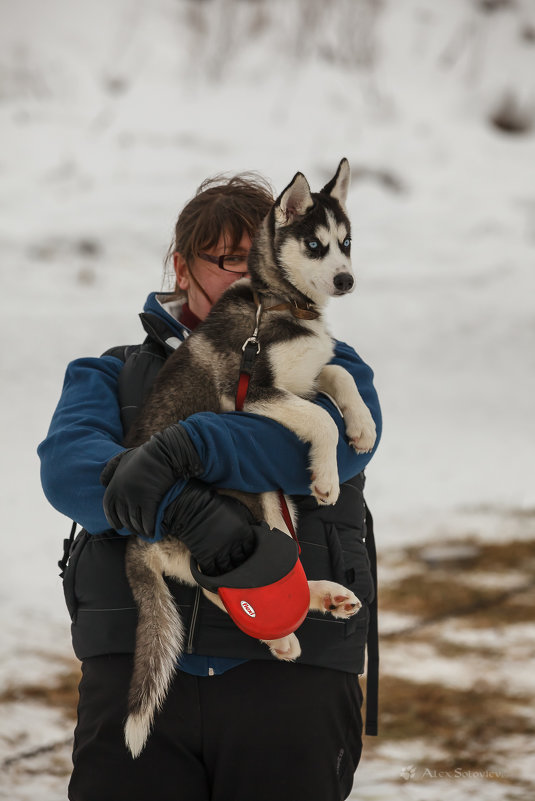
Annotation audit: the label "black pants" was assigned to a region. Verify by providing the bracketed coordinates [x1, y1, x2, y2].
[69, 655, 363, 801]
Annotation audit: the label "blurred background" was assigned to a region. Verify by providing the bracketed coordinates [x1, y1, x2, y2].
[1, 0, 534, 798]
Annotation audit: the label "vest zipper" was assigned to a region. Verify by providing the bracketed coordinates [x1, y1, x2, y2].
[185, 586, 201, 654]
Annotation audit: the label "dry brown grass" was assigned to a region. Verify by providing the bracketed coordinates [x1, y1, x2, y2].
[364, 533, 535, 784]
[0, 661, 80, 721]
[379, 539, 535, 625]
[362, 674, 535, 775]
[380, 675, 531, 744]
[380, 572, 503, 620]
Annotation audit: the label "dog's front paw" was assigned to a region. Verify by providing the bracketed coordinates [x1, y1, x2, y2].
[263, 633, 301, 661]
[346, 411, 376, 454]
[310, 463, 340, 506]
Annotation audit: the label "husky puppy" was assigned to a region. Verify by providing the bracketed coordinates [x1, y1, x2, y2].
[122, 159, 376, 757]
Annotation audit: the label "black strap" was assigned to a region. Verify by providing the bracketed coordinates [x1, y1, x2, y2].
[240, 339, 260, 376]
[364, 503, 379, 735]
[58, 520, 78, 579]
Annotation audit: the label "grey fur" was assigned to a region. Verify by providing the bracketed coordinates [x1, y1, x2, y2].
[121, 159, 376, 757]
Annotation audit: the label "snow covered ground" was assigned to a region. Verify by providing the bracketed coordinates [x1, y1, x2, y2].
[1, 0, 534, 798]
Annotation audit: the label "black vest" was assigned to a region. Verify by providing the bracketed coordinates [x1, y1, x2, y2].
[62, 319, 376, 678]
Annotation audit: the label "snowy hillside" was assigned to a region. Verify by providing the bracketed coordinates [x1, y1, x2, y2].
[1, 0, 534, 798]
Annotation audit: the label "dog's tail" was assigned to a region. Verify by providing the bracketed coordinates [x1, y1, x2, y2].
[124, 550, 185, 758]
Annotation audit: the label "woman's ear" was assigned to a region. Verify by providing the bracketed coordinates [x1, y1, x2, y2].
[173, 253, 190, 291]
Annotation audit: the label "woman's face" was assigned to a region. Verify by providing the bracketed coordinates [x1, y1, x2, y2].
[174, 231, 252, 321]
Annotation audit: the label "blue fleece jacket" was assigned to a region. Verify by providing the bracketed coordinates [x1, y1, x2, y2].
[38, 292, 382, 538]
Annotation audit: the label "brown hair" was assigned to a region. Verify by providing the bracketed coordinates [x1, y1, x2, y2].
[164, 172, 274, 289]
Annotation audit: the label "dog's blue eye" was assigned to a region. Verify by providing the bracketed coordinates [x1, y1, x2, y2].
[343, 237, 351, 248]
[307, 240, 319, 249]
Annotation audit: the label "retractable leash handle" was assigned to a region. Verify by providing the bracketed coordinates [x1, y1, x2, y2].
[191, 524, 309, 640]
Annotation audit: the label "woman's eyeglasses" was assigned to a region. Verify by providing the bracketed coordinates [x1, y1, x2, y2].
[198, 252, 248, 274]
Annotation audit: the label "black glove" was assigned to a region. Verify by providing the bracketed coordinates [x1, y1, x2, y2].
[163, 479, 256, 576]
[101, 423, 203, 538]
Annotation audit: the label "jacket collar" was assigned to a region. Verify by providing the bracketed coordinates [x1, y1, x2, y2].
[141, 292, 191, 354]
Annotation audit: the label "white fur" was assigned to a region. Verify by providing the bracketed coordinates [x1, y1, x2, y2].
[220, 393, 237, 412]
[125, 713, 152, 759]
[261, 490, 297, 533]
[267, 326, 334, 397]
[262, 633, 302, 661]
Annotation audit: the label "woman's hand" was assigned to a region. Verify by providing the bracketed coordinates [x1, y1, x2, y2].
[100, 423, 203, 538]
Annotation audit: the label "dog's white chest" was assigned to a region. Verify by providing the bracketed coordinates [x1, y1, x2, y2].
[267, 327, 334, 397]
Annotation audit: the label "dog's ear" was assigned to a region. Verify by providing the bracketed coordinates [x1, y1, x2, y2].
[274, 173, 314, 226]
[321, 158, 350, 209]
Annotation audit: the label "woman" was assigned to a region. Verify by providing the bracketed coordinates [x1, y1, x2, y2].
[38, 172, 382, 801]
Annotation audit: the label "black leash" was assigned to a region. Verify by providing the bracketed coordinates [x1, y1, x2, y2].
[58, 520, 77, 579]
[364, 503, 379, 736]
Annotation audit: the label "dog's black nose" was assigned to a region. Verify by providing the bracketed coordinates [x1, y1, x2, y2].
[333, 273, 354, 293]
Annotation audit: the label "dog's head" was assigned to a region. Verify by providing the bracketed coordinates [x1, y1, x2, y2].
[271, 159, 354, 306]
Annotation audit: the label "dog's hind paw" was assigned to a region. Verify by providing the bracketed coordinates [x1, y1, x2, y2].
[308, 580, 362, 619]
[263, 633, 301, 661]
[325, 590, 362, 618]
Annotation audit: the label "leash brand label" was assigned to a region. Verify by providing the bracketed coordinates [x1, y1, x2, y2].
[240, 600, 256, 618]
